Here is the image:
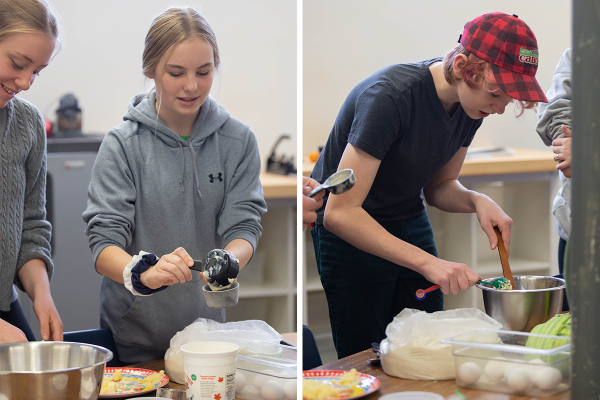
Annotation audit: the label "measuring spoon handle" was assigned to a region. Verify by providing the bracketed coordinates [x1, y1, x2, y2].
[307, 185, 326, 198]
[190, 260, 204, 272]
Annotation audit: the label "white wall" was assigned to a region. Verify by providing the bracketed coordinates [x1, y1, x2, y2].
[20, 0, 297, 166]
[303, 0, 572, 155]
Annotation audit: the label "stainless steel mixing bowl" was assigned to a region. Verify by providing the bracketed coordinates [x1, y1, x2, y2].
[477, 275, 566, 332]
[0, 341, 113, 400]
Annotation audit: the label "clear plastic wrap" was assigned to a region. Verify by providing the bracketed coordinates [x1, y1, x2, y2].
[164, 318, 282, 384]
[380, 308, 502, 380]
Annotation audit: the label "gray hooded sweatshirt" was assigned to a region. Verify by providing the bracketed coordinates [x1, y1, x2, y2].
[536, 48, 572, 241]
[83, 92, 267, 363]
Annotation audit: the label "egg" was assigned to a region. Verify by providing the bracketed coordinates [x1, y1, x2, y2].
[261, 380, 285, 400]
[526, 358, 546, 376]
[483, 359, 505, 382]
[283, 379, 297, 400]
[235, 371, 247, 393]
[254, 369, 276, 390]
[457, 362, 481, 385]
[503, 362, 519, 380]
[507, 368, 531, 392]
[276, 372, 293, 387]
[534, 366, 562, 390]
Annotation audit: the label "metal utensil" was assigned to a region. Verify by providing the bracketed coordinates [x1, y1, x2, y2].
[0, 341, 112, 400]
[190, 259, 204, 272]
[203, 281, 239, 308]
[478, 275, 566, 331]
[156, 387, 187, 400]
[368, 341, 381, 366]
[190, 251, 240, 288]
[307, 168, 356, 197]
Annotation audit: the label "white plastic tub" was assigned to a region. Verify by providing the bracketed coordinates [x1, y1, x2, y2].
[181, 341, 240, 400]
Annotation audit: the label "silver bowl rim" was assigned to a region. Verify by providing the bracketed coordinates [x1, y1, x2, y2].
[0, 341, 113, 374]
[475, 275, 566, 292]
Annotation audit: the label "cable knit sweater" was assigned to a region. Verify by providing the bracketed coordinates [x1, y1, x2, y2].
[0, 96, 53, 311]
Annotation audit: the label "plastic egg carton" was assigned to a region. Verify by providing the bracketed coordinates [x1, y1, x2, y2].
[441, 329, 570, 397]
[235, 341, 297, 400]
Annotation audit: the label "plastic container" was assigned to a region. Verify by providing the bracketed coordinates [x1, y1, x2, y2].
[235, 341, 297, 400]
[441, 329, 570, 397]
[181, 341, 240, 400]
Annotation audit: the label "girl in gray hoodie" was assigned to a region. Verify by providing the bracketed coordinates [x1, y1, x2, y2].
[83, 7, 267, 363]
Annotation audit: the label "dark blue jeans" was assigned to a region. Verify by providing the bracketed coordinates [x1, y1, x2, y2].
[556, 238, 569, 311]
[0, 299, 36, 341]
[311, 213, 443, 359]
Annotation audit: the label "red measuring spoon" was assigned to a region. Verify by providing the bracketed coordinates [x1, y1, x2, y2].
[415, 285, 440, 300]
[416, 278, 509, 299]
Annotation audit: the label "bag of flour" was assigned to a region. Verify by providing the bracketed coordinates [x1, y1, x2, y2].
[380, 308, 501, 380]
[164, 318, 283, 383]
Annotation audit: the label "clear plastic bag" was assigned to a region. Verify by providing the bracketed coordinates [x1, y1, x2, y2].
[164, 318, 283, 383]
[380, 308, 502, 380]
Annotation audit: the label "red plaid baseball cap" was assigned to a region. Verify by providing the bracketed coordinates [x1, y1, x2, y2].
[460, 12, 548, 103]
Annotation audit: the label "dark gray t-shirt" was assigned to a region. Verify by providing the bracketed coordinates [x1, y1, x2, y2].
[312, 59, 483, 225]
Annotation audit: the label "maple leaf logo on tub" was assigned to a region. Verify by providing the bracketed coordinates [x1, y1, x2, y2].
[218, 377, 224, 383]
[214, 393, 222, 400]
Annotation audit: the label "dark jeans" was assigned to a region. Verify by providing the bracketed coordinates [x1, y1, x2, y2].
[311, 213, 443, 359]
[0, 299, 36, 341]
[557, 238, 569, 311]
[558, 237, 566, 275]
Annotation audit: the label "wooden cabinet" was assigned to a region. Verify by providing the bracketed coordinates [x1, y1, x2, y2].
[302, 148, 560, 364]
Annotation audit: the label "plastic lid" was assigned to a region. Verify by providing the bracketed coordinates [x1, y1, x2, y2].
[379, 392, 444, 400]
[440, 329, 570, 356]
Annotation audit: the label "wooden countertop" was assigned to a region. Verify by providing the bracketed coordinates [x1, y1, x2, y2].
[311, 349, 570, 399]
[123, 333, 298, 398]
[260, 171, 296, 199]
[302, 147, 557, 177]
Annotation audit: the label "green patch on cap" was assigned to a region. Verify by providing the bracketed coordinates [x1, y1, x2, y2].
[519, 47, 539, 65]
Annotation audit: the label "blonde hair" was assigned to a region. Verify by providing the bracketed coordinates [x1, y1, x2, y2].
[0, 0, 61, 48]
[143, 7, 220, 79]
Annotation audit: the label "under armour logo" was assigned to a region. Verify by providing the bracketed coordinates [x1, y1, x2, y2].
[209, 173, 223, 183]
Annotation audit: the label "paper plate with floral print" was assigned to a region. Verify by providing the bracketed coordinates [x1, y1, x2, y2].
[99, 367, 169, 398]
[303, 370, 381, 399]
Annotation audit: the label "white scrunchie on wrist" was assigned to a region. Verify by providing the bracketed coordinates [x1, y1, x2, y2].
[123, 250, 152, 296]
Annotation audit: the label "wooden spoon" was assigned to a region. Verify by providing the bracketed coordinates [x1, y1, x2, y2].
[494, 226, 516, 289]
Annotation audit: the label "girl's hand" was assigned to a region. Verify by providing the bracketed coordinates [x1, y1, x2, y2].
[199, 271, 209, 285]
[140, 247, 194, 289]
[420, 258, 481, 295]
[552, 125, 572, 178]
[302, 176, 325, 230]
[32, 293, 63, 341]
[473, 194, 513, 256]
[16, 259, 63, 341]
[0, 319, 27, 344]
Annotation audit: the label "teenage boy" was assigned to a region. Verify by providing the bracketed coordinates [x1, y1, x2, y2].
[311, 12, 548, 358]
